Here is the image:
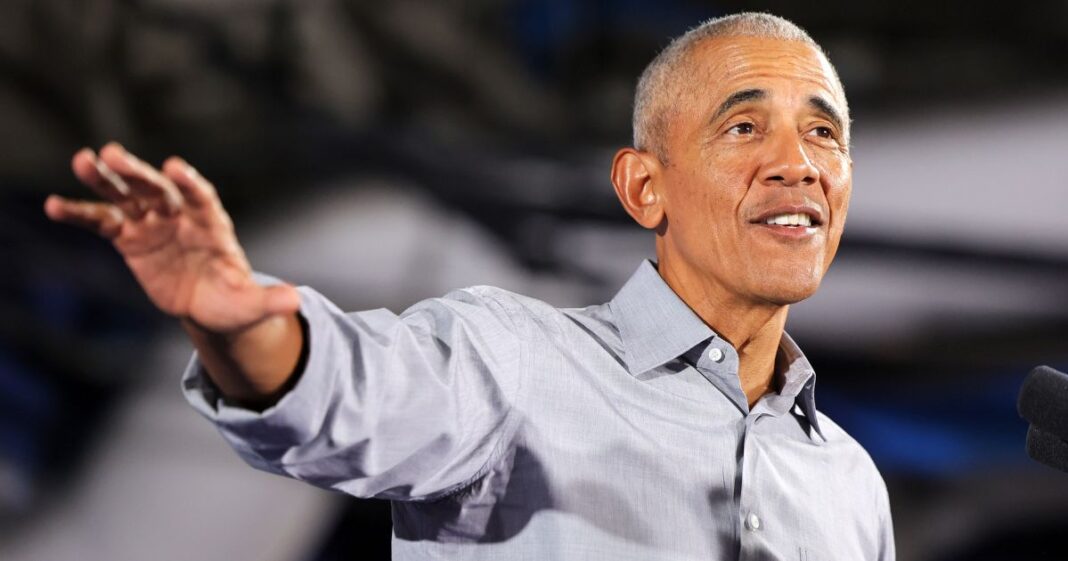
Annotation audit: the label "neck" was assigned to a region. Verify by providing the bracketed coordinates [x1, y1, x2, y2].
[657, 258, 789, 408]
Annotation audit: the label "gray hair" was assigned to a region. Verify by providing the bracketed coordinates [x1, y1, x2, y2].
[632, 12, 846, 162]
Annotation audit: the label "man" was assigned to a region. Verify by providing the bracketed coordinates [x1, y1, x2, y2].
[44, 12, 893, 561]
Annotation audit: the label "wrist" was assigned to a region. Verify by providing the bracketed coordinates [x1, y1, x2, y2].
[182, 312, 305, 407]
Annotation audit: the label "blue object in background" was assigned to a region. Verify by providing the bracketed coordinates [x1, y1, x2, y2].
[818, 368, 1048, 476]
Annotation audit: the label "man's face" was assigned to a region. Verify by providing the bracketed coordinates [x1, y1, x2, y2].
[656, 36, 852, 307]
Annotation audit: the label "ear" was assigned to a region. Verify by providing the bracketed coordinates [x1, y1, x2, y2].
[610, 148, 664, 230]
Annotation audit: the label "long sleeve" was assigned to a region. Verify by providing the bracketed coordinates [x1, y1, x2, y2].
[181, 283, 525, 502]
[876, 474, 896, 561]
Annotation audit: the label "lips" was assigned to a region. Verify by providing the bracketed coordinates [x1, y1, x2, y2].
[749, 205, 824, 227]
[763, 213, 813, 227]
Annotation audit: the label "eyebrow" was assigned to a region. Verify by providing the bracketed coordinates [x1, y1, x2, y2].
[710, 88, 766, 122]
[808, 95, 846, 135]
[709, 89, 848, 137]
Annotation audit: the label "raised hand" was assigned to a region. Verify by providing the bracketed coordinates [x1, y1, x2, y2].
[44, 143, 300, 336]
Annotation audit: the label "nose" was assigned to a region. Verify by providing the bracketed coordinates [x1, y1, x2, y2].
[759, 133, 819, 187]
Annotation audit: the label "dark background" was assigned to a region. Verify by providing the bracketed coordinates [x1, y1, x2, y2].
[2, 1, 1068, 560]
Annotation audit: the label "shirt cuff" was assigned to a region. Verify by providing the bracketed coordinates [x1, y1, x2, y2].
[180, 277, 340, 472]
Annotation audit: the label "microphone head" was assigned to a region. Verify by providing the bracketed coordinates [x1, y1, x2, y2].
[1026, 424, 1068, 473]
[1018, 365, 1068, 439]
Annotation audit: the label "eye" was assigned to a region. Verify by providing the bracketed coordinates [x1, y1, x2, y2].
[727, 122, 755, 135]
[809, 126, 837, 140]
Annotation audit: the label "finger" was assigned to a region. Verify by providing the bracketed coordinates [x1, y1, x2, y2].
[98, 142, 184, 216]
[162, 156, 237, 233]
[261, 284, 301, 316]
[161, 156, 219, 211]
[71, 148, 144, 218]
[44, 195, 125, 239]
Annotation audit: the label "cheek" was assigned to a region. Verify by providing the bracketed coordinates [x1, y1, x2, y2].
[663, 148, 755, 247]
[698, 151, 755, 215]
[834, 185, 851, 224]
[817, 157, 852, 213]
[666, 164, 728, 223]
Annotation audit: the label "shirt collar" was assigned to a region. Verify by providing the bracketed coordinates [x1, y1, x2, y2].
[776, 331, 826, 441]
[609, 260, 714, 376]
[610, 260, 825, 442]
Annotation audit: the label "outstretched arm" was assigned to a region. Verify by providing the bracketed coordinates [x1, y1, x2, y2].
[45, 142, 303, 409]
[48, 143, 524, 500]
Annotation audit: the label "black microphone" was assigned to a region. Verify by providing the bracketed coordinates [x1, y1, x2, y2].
[1018, 365, 1068, 472]
[1026, 425, 1068, 472]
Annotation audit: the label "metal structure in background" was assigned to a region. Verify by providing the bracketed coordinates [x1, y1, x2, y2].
[2, 1, 1068, 560]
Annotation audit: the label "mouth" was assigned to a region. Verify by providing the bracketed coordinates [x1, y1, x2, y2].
[750, 205, 824, 227]
[748, 205, 824, 238]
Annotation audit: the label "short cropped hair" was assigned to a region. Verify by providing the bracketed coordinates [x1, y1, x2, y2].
[632, 13, 847, 162]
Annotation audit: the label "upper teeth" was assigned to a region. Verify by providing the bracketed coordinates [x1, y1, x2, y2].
[765, 213, 813, 227]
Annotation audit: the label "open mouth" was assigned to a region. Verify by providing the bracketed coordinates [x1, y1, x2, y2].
[749, 206, 824, 229]
[758, 213, 819, 228]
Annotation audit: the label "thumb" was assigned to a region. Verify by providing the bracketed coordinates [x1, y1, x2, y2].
[261, 284, 301, 316]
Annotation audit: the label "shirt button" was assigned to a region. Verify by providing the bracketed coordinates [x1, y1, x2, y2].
[745, 512, 762, 531]
[708, 348, 725, 362]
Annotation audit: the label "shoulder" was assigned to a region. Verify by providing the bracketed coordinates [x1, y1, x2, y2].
[815, 411, 891, 501]
[437, 287, 623, 346]
[398, 285, 566, 335]
[815, 412, 878, 467]
[815, 411, 896, 553]
[446, 285, 556, 324]
[453, 285, 556, 314]
[442, 285, 610, 329]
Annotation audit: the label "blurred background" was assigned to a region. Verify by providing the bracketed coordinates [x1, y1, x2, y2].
[3, 0, 1068, 559]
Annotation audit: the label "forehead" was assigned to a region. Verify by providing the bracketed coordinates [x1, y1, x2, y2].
[686, 36, 845, 110]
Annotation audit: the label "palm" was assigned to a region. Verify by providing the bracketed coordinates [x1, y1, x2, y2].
[118, 213, 256, 332]
[45, 144, 298, 334]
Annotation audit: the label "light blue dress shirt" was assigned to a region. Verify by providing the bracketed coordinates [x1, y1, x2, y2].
[183, 260, 894, 560]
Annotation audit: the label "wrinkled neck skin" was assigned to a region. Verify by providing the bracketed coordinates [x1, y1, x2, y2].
[656, 247, 787, 408]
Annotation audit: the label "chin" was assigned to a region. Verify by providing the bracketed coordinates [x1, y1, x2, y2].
[753, 272, 823, 306]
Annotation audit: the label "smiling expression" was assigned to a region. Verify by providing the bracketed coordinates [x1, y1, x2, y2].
[653, 36, 853, 307]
